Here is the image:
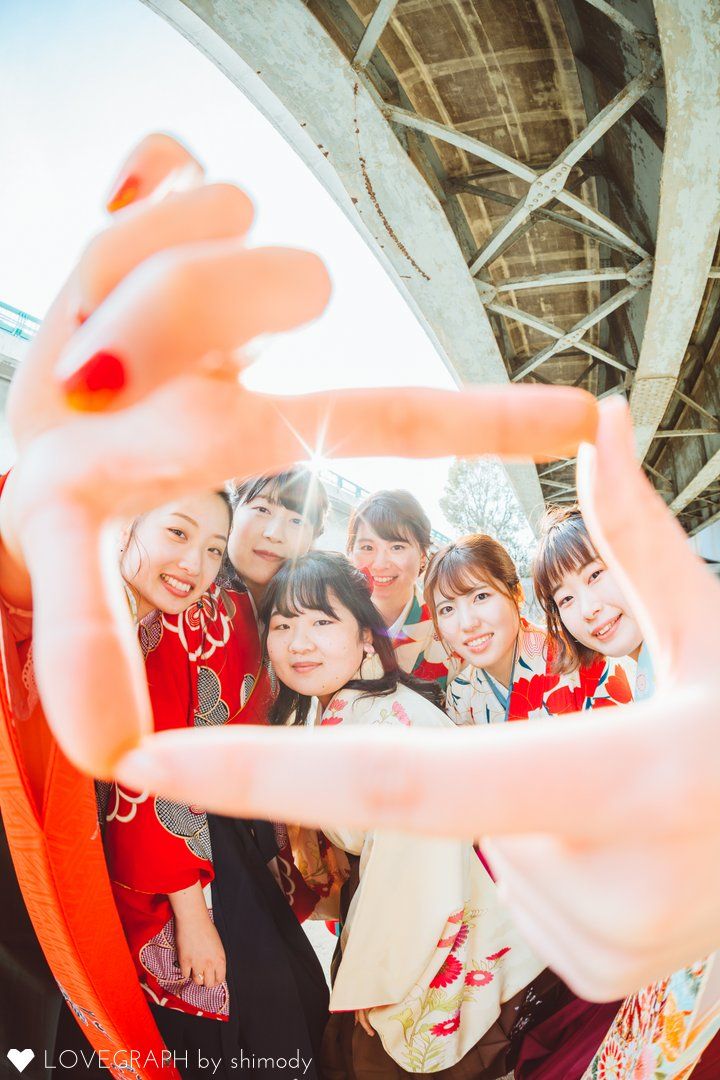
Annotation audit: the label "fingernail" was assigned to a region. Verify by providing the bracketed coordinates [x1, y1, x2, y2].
[107, 174, 140, 212]
[62, 350, 127, 411]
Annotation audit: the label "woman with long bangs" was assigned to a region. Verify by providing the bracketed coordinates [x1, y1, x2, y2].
[533, 505, 639, 711]
[263, 551, 551, 1080]
[347, 489, 459, 688]
[532, 504, 720, 1080]
[103, 467, 331, 1079]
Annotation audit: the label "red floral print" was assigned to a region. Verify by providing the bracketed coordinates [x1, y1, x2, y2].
[509, 673, 551, 720]
[465, 969, 494, 987]
[545, 683, 584, 715]
[413, 657, 451, 683]
[430, 1014, 461, 1037]
[486, 946, 511, 962]
[450, 924, 469, 953]
[391, 701, 411, 726]
[606, 665, 632, 704]
[430, 954, 463, 988]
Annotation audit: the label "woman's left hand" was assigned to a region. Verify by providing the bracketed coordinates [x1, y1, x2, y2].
[3, 134, 595, 777]
[355, 1009, 375, 1037]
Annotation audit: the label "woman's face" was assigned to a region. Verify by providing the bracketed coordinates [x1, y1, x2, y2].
[552, 557, 642, 658]
[121, 493, 229, 618]
[433, 576, 520, 679]
[227, 490, 316, 594]
[266, 589, 371, 706]
[349, 522, 424, 609]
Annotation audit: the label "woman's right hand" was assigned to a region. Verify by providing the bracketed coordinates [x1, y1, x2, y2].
[174, 911, 227, 990]
[168, 880, 226, 989]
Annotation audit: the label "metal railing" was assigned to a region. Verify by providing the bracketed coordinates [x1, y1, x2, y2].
[321, 467, 451, 547]
[0, 300, 41, 341]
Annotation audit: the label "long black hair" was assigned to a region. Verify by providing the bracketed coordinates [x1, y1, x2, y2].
[260, 551, 442, 726]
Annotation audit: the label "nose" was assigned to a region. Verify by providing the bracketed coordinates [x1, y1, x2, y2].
[288, 626, 314, 653]
[457, 599, 479, 633]
[263, 514, 285, 544]
[177, 547, 202, 577]
[580, 588, 602, 621]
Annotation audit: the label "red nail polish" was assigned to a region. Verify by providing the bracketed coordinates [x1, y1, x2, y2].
[63, 350, 127, 412]
[107, 174, 140, 213]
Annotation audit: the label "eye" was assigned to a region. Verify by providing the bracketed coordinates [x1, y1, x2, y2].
[359, 544, 373, 552]
[314, 618, 335, 627]
[437, 604, 453, 617]
[209, 546, 225, 558]
[589, 568, 604, 583]
[556, 594, 572, 609]
[254, 504, 270, 515]
[291, 516, 306, 527]
[270, 620, 290, 632]
[168, 528, 186, 539]
[391, 543, 407, 551]
[473, 590, 490, 602]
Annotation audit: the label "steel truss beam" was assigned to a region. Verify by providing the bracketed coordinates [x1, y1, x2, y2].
[630, 0, 720, 462]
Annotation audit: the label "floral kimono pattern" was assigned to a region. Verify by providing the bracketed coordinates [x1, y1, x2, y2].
[104, 585, 317, 1021]
[390, 587, 463, 689]
[298, 683, 545, 1072]
[445, 619, 549, 725]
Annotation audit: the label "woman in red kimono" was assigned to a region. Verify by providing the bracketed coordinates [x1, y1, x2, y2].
[103, 466, 330, 1079]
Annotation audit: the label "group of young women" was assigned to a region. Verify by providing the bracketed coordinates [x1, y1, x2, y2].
[24, 462, 709, 1080]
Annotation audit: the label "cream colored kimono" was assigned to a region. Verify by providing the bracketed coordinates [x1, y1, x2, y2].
[299, 682, 544, 1073]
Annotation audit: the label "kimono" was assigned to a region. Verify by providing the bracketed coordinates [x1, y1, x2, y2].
[578, 645, 720, 1080]
[445, 619, 636, 726]
[103, 585, 328, 1072]
[298, 682, 546, 1074]
[387, 585, 462, 689]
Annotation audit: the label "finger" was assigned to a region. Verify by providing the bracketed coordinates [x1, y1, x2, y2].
[578, 397, 720, 682]
[17, 489, 151, 777]
[268, 383, 596, 463]
[7, 136, 212, 445]
[105, 133, 203, 213]
[53, 244, 331, 413]
[112, 699, 703, 841]
[358, 1011, 375, 1036]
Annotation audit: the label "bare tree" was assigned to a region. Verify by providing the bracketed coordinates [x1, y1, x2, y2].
[440, 458, 535, 575]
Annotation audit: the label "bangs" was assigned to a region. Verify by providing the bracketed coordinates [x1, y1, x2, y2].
[536, 516, 598, 598]
[432, 546, 500, 600]
[270, 558, 339, 620]
[234, 468, 328, 532]
[356, 504, 417, 546]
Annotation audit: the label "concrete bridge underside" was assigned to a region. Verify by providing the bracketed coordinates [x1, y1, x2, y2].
[136, 0, 720, 537]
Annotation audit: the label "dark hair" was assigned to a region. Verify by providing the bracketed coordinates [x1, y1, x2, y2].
[424, 534, 522, 638]
[260, 551, 442, 726]
[221, 466, 329, 588]
[533, 505, 599, 674]
[347, 490, 432, 556]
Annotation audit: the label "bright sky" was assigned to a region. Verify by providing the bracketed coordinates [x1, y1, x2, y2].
[0, 0, 503, 537]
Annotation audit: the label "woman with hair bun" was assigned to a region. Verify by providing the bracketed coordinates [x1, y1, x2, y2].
[347, 489, 459, 688]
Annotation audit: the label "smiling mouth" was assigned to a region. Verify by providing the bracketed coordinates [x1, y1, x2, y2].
[463, 632, 493, 651]
[291, 662, 322, 673]
[160, 573, 193, 597]
[372, 575, 397, 586]
[254, 549, 283, 561]
[592, 614, 621, 640]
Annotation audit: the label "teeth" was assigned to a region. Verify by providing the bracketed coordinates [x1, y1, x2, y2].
[467, 633, 492, 647]
[162, 574, 192, 594]
[595, 616, 619, 638]
[373, 576, 394, 583]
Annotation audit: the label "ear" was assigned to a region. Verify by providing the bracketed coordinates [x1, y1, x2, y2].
[516, 583, 526, 610]
[361, 628, 374, 653]
[119, 523, 132, 553]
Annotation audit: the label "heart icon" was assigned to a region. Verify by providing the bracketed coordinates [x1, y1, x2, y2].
[7, 1049, 35, 1074]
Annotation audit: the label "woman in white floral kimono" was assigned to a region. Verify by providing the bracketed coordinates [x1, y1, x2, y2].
[347, 490, 459, 690]
[262, 551, 549, 1079]
[532, 506, 720, 1080]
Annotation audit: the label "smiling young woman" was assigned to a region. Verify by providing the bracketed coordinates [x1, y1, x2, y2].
[347, 490, 459, 689]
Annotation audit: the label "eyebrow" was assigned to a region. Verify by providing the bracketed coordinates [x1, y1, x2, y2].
[170, 513, 227, 542]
